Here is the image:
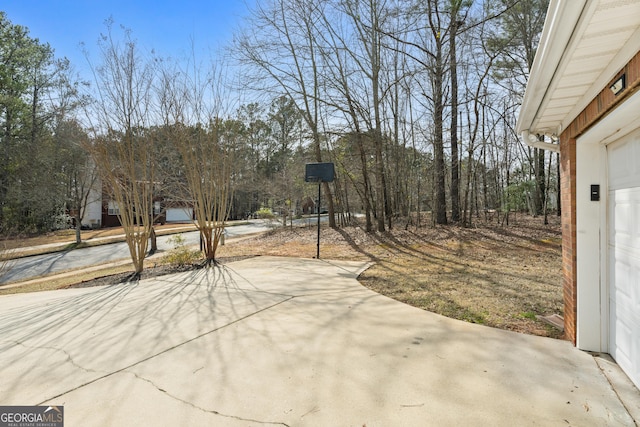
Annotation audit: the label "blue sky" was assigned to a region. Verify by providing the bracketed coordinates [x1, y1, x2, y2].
[2, 0, 255, 73]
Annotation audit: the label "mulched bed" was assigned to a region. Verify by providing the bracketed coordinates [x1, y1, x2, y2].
[65, 256, 255, 289]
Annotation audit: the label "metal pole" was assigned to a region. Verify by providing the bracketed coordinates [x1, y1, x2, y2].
[317, 181, 321, 259]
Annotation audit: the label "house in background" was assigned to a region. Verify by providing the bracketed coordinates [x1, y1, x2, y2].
[517, 0, 640, 389]
[163, 200, 195, 223]
[100, 197, 197, 228]
[79, 175, 103, 229]
[79, 176, 193, 228]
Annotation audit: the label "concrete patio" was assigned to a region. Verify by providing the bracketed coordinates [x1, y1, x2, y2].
[0, 256, 637, 426]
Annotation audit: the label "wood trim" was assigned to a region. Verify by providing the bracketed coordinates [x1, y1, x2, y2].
[565, 51, 640, 140]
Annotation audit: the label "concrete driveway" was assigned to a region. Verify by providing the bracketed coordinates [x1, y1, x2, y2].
[0, 256, 636, 426]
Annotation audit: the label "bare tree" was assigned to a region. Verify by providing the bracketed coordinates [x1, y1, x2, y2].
[234, 0, 337, 228]
[489, 0, 550, 218]
[316, 13, 376, 231]
[56, 119, 100, 243]
[313, 0, 405, 231]
[87, 23, 156, 276]
[340, 0, 391, 232]
[448, 0, 469, 223]
[179, 121, 234, 264]
[49, 60, 98, 244]
[397, 0, 450, 225]
[156, 58, 235, 264]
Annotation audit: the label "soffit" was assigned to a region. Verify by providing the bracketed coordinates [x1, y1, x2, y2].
[517, 0, 640, 136]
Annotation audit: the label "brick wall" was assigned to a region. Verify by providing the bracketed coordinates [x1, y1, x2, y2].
[559, 134, 577, 343]
[558, 50, 640, 345]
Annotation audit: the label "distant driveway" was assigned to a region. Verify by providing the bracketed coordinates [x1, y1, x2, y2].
[0, 220, 274, 284]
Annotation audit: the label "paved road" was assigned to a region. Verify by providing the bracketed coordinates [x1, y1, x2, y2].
[0, 220, 276, 284]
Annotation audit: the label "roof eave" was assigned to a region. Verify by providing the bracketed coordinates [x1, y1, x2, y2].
[516, 0, 588, 135]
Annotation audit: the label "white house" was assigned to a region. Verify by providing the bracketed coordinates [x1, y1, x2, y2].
[517, 0, 640, 389]
[81, 175, 102, 229]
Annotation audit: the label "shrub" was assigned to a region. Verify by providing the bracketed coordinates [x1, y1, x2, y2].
[162, 234, 201, 267]
[255, 207, 275, 219]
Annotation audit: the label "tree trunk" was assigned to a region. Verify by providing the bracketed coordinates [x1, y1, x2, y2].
[433, 78, 447, 224]
[533, 141, 546, 216]
[432, 22, 447, 225]
[450, 16, 460, 223]
[374, 138, 386, 232]
[75, 212, 82, 244]
[149, 226, 157, 255]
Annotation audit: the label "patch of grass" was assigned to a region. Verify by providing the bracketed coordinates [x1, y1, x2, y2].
[0, 265, 134, 295]
[0, 240, 14, 282]
[458, 309, 487, 324]
[422, 296, 486, 324]
[520, 311, 538, 320]
[540, 237, 562, 245]
[359, 233, 563, 338]
[63, 242, 90, 251]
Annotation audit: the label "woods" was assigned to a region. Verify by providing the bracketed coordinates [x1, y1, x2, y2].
[1, 0, 554, 269]
[234, 0, 554, 230]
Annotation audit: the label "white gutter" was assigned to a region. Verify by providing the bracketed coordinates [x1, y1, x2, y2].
[521, 130, 560, 153]
[516, 0, 588, 135]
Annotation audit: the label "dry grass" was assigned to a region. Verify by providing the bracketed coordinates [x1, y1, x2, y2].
[359, 229, 562, 338]
[220, 215, 564, 339]
[0, 239, 15, 282]
[1, 223, 197, 252]
[0, 265, 134, 296]
[1, 215, 564, 339]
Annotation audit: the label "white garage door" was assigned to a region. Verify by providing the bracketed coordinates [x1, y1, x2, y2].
[608, 129, 640, 390]
[166, 207, 193, 222]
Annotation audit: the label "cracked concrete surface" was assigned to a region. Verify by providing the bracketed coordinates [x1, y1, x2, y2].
[0, 256, 637, 426]
[129, 371, 290, 426]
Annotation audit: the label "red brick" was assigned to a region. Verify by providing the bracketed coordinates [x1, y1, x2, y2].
[556, 50, 640, 345]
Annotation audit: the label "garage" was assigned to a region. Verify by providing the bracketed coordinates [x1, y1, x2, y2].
[165, 207, 193, 223]
[608, 130, 640, 389]
[516, 0, 640, 392]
